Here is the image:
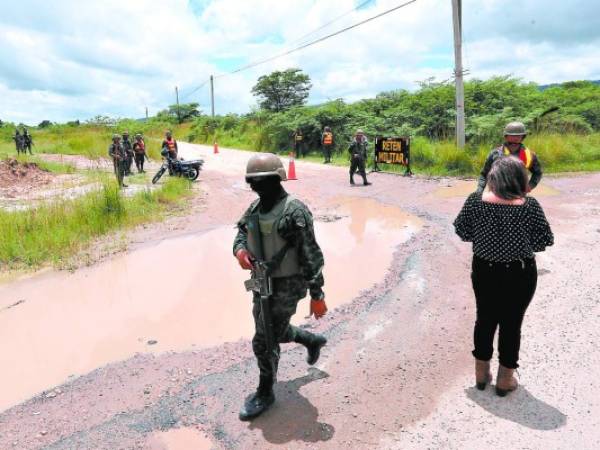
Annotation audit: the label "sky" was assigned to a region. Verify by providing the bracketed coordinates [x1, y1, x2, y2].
[1, 0, 599, 125]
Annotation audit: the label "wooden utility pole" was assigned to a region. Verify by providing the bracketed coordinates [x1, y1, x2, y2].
[452, 0, 465, 148]
[210, 75, 215, 118]
[145, 106, 148, 119]
[175, 86, 181, 124]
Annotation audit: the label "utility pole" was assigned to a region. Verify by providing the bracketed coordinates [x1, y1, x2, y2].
[210, 75, 215, 118]
[452, 0, 465, 148]
[175, 86, 181, 124]
[145, 106, 148, 120]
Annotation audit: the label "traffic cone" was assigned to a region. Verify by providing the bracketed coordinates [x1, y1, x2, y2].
[213, 141, 219, 154]
[287, 152, 297, 180]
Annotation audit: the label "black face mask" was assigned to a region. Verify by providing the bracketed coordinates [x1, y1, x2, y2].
[248, 176, 281, 197]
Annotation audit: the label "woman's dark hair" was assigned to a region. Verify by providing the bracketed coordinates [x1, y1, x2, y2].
[487, 156, 528, 200]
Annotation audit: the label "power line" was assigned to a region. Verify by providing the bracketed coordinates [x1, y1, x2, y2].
[288, 0, 375, 47]
[180, 78, 210, 101]
[214, 0, 419, 79]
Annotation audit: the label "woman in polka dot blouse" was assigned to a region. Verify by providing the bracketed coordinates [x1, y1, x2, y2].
[454, 156, 554, 396]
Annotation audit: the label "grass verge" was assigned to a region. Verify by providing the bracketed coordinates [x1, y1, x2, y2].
[0, 177, 192, 269]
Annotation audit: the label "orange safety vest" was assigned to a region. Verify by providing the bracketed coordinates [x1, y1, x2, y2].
[503, 145, 533, 169]
[165, 138, 176, 151]
[323, 132, 333, 145]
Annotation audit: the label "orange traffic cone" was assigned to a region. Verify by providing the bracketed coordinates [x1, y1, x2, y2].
[287, 152, 297, 180]
[213, 141, 219, 154]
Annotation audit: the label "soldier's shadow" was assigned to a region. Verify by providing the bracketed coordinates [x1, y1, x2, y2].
[248, 368, 335, 444]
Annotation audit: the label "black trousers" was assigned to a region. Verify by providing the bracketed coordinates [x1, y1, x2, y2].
[134, 153, 145, 172]
[471, 255, 537, 369]
[349, 156, 367, 183]
[323, 144, 333, 162]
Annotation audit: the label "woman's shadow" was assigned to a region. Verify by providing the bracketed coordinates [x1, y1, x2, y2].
[248, 368, 335, 444]
[466, 385, 567, 430]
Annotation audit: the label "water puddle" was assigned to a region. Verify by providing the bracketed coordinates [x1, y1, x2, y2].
[0, 197, 420, 411]
[432, 180, 560, 198]
[145, 427, 213, 450]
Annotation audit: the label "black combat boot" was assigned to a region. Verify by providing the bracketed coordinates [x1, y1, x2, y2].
[294, 329, 327, 365]
[362, 174, 371, 186]
[239, 375, 275, 421]
[350, 174, 355, 185]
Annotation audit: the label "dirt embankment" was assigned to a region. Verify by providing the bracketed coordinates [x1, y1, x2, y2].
[0, 158, 54, 197]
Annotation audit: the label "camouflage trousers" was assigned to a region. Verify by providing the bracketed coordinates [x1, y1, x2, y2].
[252, 294, 303, 381]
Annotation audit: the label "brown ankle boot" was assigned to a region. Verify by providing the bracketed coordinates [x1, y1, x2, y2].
[475, 359, 492, 390]
[496, 364, 518, 397]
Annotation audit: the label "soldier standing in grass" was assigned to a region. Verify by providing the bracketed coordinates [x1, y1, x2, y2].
[233, 153, 329, 421]
[108, 134, 127, 188]
[132, 133, 147, 173]
[348, 129, 372, 186]
[22, 128, 33, 155]
[476, 121, 542, 193]
[121, 131, 134, 176]
[13, 129, 23, 155]
[321, 126, 334, 163]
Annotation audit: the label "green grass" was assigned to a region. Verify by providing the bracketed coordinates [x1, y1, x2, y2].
[0, 177, 192, 269]
[286, 133, 600, 177]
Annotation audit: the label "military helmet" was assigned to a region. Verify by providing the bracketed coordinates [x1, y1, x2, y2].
[122, 131, 129, 136]
[503, 121, 527, 136]
[356, 129, 365, 135]
[245, 153, 287, 181]
[324, 126, 331, 132]
[112, 133, 121, 141]
[135, 133, 142, 139]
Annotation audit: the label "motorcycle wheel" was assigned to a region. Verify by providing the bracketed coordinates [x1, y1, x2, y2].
[152, 166, 167, 184]
[185, 167, 199, 181]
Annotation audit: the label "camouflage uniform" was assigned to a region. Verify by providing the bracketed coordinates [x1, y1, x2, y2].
[122, 135, 134, 175]
[348, 135, 370, 185]
[476, 144, 542, 193]
[233, 189, 325, 382]
[13, 131, 23, 154]
[22, 130, 33, 154]
[108, 140, 127, 187]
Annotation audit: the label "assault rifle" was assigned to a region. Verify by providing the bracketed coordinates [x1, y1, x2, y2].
[244, 213, 278, 379]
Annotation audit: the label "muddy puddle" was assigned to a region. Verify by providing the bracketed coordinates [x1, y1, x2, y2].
[145, 427, 213, 450]
[0, 197, 420, 411]
[431, 179, 560, 198]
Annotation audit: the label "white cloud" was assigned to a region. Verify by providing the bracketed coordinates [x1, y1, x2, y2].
[0, 0, 598, 124]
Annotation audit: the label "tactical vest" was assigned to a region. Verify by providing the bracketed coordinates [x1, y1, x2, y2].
[502, 145, 533, 170]
[247, 195, 301, 278]
[295, 133, 303, 142]
[323, 132, 333, 145]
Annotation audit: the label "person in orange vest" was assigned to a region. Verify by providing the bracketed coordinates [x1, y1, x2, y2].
[132, 133, 147, 173]
[321, 126, 334, 163]
[161, 130, 178, 160]
[476, 121, 542, 193]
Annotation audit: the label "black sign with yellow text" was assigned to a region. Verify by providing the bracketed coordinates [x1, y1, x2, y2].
[374, 136, 411, 172]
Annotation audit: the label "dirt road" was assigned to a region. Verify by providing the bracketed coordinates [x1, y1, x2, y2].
[1, 143, 599, 449]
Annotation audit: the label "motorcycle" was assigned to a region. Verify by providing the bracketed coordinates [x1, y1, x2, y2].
[152, 149, 204, 184]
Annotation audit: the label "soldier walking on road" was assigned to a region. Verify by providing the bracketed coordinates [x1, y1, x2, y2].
[321, 126, 334, 163]
[22, 128, 33, 155]
[477, 121, 542, 193]
[348, 129, 371, 186]
[108, 134, 128, 188]
[121, 131, 134, 176]
[132, 134, 147, 173]
[233, 153, 329, 421]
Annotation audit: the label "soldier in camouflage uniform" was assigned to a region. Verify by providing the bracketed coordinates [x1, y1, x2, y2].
[108, 134, 128, 188]
[22, 128, 33, 155]
[348, 129, 372, 186]
[13, 130, 23, 155]
[477, 121, 542, 193]
[121, 131, 134, 176]
[233, 153, 329, 421]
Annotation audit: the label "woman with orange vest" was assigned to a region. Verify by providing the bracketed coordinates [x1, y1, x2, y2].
[476, 122, 542, 194]
[321, 126, 334, 163]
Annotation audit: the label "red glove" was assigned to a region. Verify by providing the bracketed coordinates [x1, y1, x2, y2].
[235, 249, 254, 270]
[310, 298, 328, 319]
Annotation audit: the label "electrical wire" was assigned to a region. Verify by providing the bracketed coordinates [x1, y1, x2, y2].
[214, 0, 419, 79]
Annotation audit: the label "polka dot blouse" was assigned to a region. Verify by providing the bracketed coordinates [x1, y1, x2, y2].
[453, 192, 554, 262]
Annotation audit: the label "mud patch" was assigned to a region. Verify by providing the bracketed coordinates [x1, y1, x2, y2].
[145, 427, 213, 450]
